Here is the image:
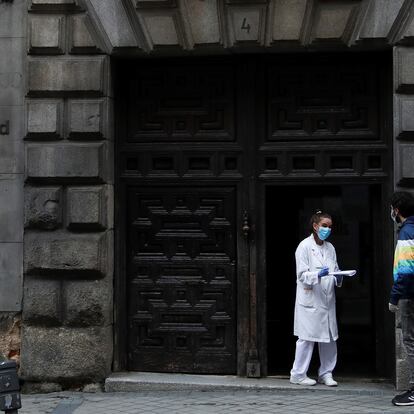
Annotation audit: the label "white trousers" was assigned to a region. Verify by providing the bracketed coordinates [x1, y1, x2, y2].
[290, 339, 337, 380]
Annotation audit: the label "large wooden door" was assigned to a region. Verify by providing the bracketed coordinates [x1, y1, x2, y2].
[117, 59, 247, 374]
[116, 53, 391, 376]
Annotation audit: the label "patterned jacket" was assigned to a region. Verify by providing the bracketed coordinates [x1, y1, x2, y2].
[390, 216, 414, 305]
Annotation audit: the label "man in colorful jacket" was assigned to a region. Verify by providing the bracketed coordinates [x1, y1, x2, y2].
[389, 191, 414, 406]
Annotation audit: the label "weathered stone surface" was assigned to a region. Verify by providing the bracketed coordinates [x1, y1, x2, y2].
[69, 14, 98, 51]
[405, 19, 414, 39]
[142, 15, 180, 46]
[88, 0, 139, 49]
[184, 0, 220, 45]
[396, 97, 414, 139]
[271, 0, 306, 42]
[0, 106, 24, 174]
[0, 0, 26, 38]
[0, 313, 21, 361]
[0, 0, 25, 319]
[24, 231, 112, 277]
[68, 99, 104, 138]
[0, 176, 23, 242]
[64, 278, 112, 327]
[23, 278, 61, 325]
[312, 1, 355, 40]
[29, 15, 65, 54]
[67, 186, 108, 230]
[395, 47, 414, 91]
[26, 143, 107, 182]
[27, 99, 63, 138]
[20, 326, 112, 382]
[360, 0, 404, 40]
[21, 382, 62, 393]
[0, 38, 25, 106]
[400, 144, 414, 179]
[25, 186, 62, 230]
[28, 56, 108, 96]
[0, 243, 23, 311]
[23, 268, 113, 327]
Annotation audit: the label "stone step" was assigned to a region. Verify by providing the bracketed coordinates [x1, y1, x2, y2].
[105, 372, 395, 395]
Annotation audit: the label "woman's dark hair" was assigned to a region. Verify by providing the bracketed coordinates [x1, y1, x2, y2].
[309, 210, 332, 233]
[391, 191, 414, 218]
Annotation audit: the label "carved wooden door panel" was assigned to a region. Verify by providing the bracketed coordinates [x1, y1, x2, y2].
[119, 60, 243, 374]
[127, 187, 236, 373]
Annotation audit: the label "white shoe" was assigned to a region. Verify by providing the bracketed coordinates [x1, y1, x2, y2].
[318, 375, 338, 387]
[290, 376, 317, 386]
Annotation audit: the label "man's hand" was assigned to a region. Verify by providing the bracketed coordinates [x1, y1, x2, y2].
[389, 303, 399, 313]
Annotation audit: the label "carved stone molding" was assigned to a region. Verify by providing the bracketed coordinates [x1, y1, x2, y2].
[43, 0, 411, 54]
[388, 0, 414, 45]
[26, 0, 414, 54]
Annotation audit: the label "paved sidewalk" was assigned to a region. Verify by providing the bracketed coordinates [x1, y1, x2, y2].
[18, 388, 414, 414]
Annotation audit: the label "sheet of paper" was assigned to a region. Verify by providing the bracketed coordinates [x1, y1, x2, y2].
[329, 270, 357, 277]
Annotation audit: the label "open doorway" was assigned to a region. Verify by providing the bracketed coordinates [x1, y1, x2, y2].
[266, 184, 387, 377]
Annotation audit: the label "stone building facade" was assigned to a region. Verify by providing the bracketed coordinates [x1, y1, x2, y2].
[1, 0, 414, 391]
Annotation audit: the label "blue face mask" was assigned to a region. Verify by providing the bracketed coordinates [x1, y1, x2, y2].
[317, 226, 331, 240]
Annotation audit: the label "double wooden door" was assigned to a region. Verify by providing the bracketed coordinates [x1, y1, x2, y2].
[116, 54, 388, 375]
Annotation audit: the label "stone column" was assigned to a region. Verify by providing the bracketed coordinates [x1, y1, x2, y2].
[21, 0, 113, 391]
[0, 0, 26, 362]
[393, 45, 414, 390]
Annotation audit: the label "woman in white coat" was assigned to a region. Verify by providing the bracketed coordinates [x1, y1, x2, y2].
[290, 210, 342, 387]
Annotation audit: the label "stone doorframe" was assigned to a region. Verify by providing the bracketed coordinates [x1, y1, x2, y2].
[20, 0, 414, 389]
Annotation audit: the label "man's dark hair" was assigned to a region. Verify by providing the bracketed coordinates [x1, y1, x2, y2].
[391, 191, 414, 218]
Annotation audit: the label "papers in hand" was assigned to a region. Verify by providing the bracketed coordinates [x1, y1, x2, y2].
[329, 270, 357, 277]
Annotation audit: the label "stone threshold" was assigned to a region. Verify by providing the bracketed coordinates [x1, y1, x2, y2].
[105, 372, 395, 395]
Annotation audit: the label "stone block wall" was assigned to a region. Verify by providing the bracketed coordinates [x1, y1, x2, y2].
[21, 0, 113, 389]
[0, 0, 26, 361]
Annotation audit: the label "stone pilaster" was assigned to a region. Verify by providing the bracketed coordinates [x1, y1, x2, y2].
[0, 0, 26, 362]
[21, 0, 113, 390]
[394, 45, 414, 390]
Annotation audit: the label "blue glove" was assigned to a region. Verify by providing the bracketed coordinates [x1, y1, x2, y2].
[318, 267, 329, 277]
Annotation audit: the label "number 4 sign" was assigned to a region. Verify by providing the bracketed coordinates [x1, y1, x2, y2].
[241, 17, 251, 34]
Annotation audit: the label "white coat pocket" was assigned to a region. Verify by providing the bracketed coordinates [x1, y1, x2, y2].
[298, 287, 314, 308]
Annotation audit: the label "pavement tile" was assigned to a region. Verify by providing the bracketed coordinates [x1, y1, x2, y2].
[15, 389, 414, 414]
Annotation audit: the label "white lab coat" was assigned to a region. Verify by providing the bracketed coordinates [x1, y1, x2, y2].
[293, 234, 341, 343]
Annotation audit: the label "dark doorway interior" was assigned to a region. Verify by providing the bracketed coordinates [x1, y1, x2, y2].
[266, 184, 382, 377]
